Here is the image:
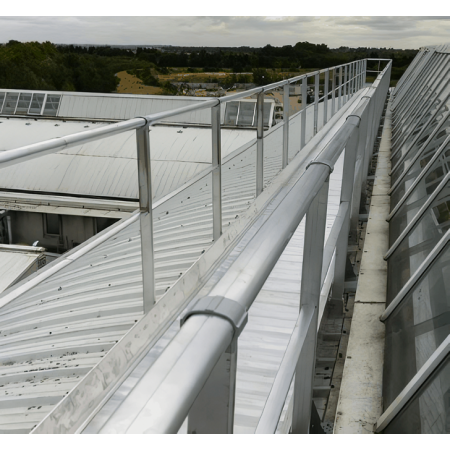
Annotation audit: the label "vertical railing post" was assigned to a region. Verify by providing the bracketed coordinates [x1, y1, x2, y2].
[292, 178, 329, 434]
[363, 59, 367, 87]
[331, 123, 360, 300]
[331, 68, 336, 117]
[314, 72, 319, 135]
[212, 104, 222, 241]
[358, 60, 362, 90]
[343, 65, 348, 104]
[256, 91, 264, 196]
[323, 69, 329, 127]
[187, 338, 238, 433]
[136, 124, 156, 314]
[348, 63, 353, 98]
[282, 82, 290, 168]
[300, 77, 307, 149]
[349, 107, 369, 243]
[338, 66, 343, 111]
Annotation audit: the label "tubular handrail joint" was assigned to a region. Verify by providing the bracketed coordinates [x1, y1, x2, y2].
[180, 295, 248, 338]
[306, 160, 334, 174]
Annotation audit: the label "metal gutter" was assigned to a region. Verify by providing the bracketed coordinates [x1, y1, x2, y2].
[334, 93, 392, 434]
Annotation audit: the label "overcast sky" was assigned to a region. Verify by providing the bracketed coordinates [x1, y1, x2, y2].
[2, 5, 450, 50]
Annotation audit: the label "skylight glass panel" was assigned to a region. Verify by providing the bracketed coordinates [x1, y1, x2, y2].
[388, 179, 450, 304]
[43, 94, 61, 116]
[263, 102, 272, 127]
[237, 102, 255, 127]
[0, 92, 19, 115]
[0, 92, 5, 113]
[223, 102, 239, 126]
[28, 93, 46, 115]
[15, 93, 32, 114]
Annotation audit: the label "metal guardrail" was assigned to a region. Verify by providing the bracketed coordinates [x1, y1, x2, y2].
[1, 58, 391, 433]
[0, 59, 369, 315]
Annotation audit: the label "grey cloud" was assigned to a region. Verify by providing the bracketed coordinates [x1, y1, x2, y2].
[0, 16, 449, 48]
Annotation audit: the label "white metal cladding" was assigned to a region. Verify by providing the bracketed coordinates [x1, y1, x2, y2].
[0, 119, 255, 201]
[58, 94, 221, 123]
[0, 87, 368, 433]
[0, 89, 218, 124]
[0, 247, 43, 293]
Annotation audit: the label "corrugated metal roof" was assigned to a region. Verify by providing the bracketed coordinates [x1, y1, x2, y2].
[0, 118, 255, 201]
[58, 94, 219, 123]
[0, 93, 361, 433]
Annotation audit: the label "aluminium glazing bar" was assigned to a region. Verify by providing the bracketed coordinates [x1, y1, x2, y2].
[374, 335, 450, 433]
[392, 54, 434, 116]
[390, 91, 450, 167]
[393, 50, 434, 107]
[392, 55, 446, 136]
[394, 51, 424, 93]
[387, 134, 450, 221]
[392, 53, 439, 123]
[391, 56, 446, 144]
[390, 103, 450, 177]
[389, 109, 450, 194]
[382, 228, 450, 321]
[392, 50, 435, 110]
[391, 53, 441, 132]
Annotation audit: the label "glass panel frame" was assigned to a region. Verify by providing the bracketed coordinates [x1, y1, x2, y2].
[28, 93, 46, 115]
[0, 92, 19, 115]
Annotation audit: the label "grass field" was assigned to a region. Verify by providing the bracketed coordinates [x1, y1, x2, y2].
[116, 70, 163, 95]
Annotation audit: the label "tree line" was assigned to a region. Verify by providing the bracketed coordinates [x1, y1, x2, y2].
[0, 40, 418, 93]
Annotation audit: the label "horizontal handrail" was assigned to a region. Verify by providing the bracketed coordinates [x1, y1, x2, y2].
[0, 59, 371, 172]
[21, 58, 391, 434]
[73, 72, 388, 433]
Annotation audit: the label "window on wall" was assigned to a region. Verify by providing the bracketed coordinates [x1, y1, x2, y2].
[44, 214, 61, 236]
